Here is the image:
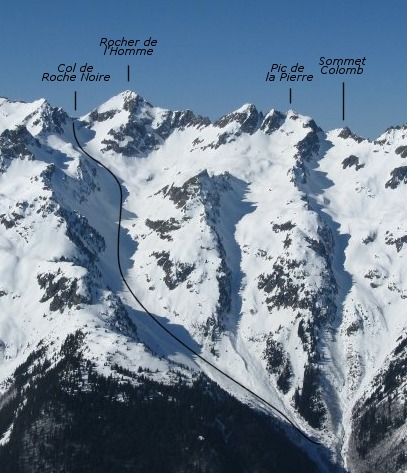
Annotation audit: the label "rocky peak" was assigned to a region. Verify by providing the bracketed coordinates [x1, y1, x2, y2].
[376, 123, 407, 146]
[337, 126, 364, 143]
[385, 123, 407, 133]
[87, 91, 211, 155]
[87, 91, 149, 123]
[214, 103, 263, 134]
[260, 109, 286, 134]
[26, 100, 69, 136]
[0, 97, 68, 137]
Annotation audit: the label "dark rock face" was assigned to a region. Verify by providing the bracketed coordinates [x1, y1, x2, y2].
[385, 232, 407, 252]
[203, 132, 236, 150]
[161, 170, 223, 214]
[305, 119, 322, 134]
[58, 209, 106, 262]
[102, 122, 161, 156]
[264, 336, 293, 394]
[0, 126, 38, 173]
[122, 93, 147, 113]
[100, 292, 137, 337]
[257, 233, 336, 429]
[161, 173, 208, 210]
[88, 109, 118, 122]
[258, 257, 310, 311]
[28, 104, 69, 135]
[152, 251, 195, 290]
[37, 270, 91, 312]
[338, 127, 364, 143]
[214, 105, 263, 135]
[155, 109, 211, 137]
[292, 127, 321, 184]
[342, 155, 365, 170]
[272, 221, 296, 233]
[297, 318, 316, 354]
[395, 146, 407, 158]
[348, 338, 407, 473]
[198, 105, 264, 150]
[385, 166, 407, 189]
[145, 218, 182, 241]
[364, 268, 383, 288]
[260, 110, 286, 134]
[257, 254, 335, 324]
[0, 212, 24, 229]
[296, 130, 320, 162]
[213, 241, 232, 337]
[362, 232, 377, 244]
[294, 364, 327, 429]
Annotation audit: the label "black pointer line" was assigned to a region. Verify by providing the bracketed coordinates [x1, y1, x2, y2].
[72, 121, 321, 446]
[342, 82, 345, 121]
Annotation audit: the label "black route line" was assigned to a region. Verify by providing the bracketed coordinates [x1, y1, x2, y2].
[72, 121, 321, 446]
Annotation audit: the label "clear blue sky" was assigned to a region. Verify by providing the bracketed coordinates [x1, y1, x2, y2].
[1, 0, 406, 138]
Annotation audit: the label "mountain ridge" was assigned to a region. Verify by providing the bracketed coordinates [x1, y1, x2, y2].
[0, 91, 406, 472]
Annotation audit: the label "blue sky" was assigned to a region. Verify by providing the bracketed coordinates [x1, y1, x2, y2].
[1, 0, 406, 138]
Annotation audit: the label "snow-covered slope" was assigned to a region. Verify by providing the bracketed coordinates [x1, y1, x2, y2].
[0, 91, 406, 472]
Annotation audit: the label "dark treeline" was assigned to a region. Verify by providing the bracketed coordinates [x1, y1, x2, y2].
[0, 331, 332, 472]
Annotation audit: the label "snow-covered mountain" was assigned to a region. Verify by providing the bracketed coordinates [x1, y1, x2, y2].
[0, 91, 406, 472]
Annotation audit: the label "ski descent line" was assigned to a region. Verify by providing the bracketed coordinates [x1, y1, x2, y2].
[72, 121, 321, 446]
